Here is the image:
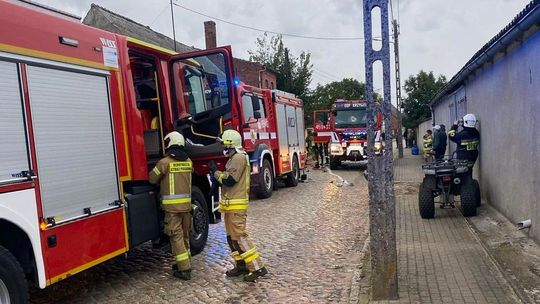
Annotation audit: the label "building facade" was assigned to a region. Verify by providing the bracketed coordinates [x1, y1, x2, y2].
[430, 1, 540, 242]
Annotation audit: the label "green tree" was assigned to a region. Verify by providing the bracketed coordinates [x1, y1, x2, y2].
[402, 70, 447, 128]
[304, 78, 366, 124]
[248, 33, 312, 98]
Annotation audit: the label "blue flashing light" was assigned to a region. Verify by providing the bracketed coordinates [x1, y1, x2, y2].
[233, 77, 240, 86]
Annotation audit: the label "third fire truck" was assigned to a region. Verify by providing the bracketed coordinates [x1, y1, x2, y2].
[313, 99, 383, 169]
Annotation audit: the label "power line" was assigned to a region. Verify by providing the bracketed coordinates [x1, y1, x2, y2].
[312, 67, 342, 80]
[149, 3, 170, 26]
[172, 2, 379, 42]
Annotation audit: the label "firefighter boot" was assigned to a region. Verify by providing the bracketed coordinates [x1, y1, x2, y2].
[243, 267, 268, 282]
[173, 269, 191, 281]
[226, 260, 249, 277]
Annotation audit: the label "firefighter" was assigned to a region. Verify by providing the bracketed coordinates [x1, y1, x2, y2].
[149, 131, 193, 280]
[448, 113, 480, 176]
[208, 129, 268, 282]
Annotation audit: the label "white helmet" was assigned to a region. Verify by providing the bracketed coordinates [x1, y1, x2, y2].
[463, 113, 477, 128]
[220, 129, 244, 156]
[164, 131, 185, 149]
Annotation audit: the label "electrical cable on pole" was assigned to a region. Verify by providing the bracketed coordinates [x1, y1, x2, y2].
[393, 19, 404, 158]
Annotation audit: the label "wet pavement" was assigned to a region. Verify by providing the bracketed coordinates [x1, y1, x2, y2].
[30, 164, 369, 304]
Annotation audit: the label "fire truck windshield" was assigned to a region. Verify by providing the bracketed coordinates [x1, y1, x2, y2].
[334, 108, 367, 128]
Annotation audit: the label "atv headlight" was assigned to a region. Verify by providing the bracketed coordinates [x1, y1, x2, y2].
[330, 143, 343, 154]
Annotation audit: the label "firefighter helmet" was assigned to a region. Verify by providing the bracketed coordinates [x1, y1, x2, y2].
[164, 131, 185, 149]
[463, 113, 477, 128]
[221, 130, 243, 149]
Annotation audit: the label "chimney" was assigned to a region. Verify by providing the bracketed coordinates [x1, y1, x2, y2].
[204, 21, 217, 49]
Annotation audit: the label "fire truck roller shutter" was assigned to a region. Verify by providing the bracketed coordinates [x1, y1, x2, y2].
[0, 61, 30, 184]
[295, 107, 306, 162]
[26, 66, 120, 222]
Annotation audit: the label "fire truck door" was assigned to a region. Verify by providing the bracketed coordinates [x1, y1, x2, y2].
[26, 66, 120, 222]
[169, 47, 236, 145]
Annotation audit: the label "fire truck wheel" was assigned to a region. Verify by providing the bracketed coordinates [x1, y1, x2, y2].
[255, 159, 273, 199]
[190, 187, 209, 255]
[285, 155, 300, 187]
[0, 245, 28, 304]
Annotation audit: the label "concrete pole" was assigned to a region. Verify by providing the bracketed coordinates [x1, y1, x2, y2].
[363, 0, 398, 300]
[393, 20, 404, 158]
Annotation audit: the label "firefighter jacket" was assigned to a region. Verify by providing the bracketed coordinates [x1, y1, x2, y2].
[448, 125, 480, 164]
[423, 134, 433, 149]
[214, 152, 250, 213]
[149, 155, 193, 213]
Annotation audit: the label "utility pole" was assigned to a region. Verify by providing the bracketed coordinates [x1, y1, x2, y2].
[170, 0, 177, 51]
[393, 19, 404, 158]
[363, 0, 398, 301]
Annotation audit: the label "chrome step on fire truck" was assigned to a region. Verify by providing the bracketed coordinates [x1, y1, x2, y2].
[0, 1, 305, 302]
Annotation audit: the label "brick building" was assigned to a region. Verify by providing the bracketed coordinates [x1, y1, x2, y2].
[83, 5, 276, 89]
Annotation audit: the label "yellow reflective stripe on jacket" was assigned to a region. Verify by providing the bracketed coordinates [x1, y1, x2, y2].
[169, 172, 175, 195]
[448, 130, 456, 136]
[175, 252, 190, 262]
[152, 167, 161, 175]
[170, 161, 192, 173]
[163, 198, 191, 205]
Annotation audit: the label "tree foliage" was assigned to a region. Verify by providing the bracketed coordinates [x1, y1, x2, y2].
[248, 33, 312, 99]
[402, 70, 447, 128]
[303, 78, 366, 124]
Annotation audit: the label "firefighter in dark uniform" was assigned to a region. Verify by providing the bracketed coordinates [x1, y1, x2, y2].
[208, 129, 268, 282]
[149, 131, 193, 280]
[448, 113, 480, 176]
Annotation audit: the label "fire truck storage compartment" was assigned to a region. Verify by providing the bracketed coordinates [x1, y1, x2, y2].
[0, 61, 31, 184]
[275, 103, 289, 161]
[125, 190, 160, 247]
[26, 65, 120, 222]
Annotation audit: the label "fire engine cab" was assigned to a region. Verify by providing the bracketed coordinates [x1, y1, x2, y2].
[0, 1, 304, 302]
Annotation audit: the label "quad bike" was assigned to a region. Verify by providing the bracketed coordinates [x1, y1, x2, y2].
[418, 156, 481, 219]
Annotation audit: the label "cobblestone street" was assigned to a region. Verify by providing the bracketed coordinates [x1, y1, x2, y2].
[30, 165, 369, 304]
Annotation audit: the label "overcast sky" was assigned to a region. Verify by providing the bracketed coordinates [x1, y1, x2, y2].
[36, 0, 531, 97]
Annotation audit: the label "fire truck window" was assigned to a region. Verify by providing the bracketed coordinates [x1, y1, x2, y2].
[185, 69, 206, 114]
[241, 95, 266, 122]
[173, 53, 231, 119]
[242, 94, 254, 121]
[316, 112, 329, 125]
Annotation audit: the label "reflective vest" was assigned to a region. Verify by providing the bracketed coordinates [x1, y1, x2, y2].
[218, 153, 250, 212]
[149, 156, 192, 212]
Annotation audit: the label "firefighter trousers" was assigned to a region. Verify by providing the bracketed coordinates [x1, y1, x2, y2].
[224, 211, 264, 272]
[164, 211, 191, 271]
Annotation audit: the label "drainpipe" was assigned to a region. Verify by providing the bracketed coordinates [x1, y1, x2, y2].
[258, 65, 267, 88]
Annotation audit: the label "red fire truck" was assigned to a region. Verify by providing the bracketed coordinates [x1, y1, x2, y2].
[237, 85, 307, 198]
[0, 1, 304, 301]
[313, 99, 383, 169]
